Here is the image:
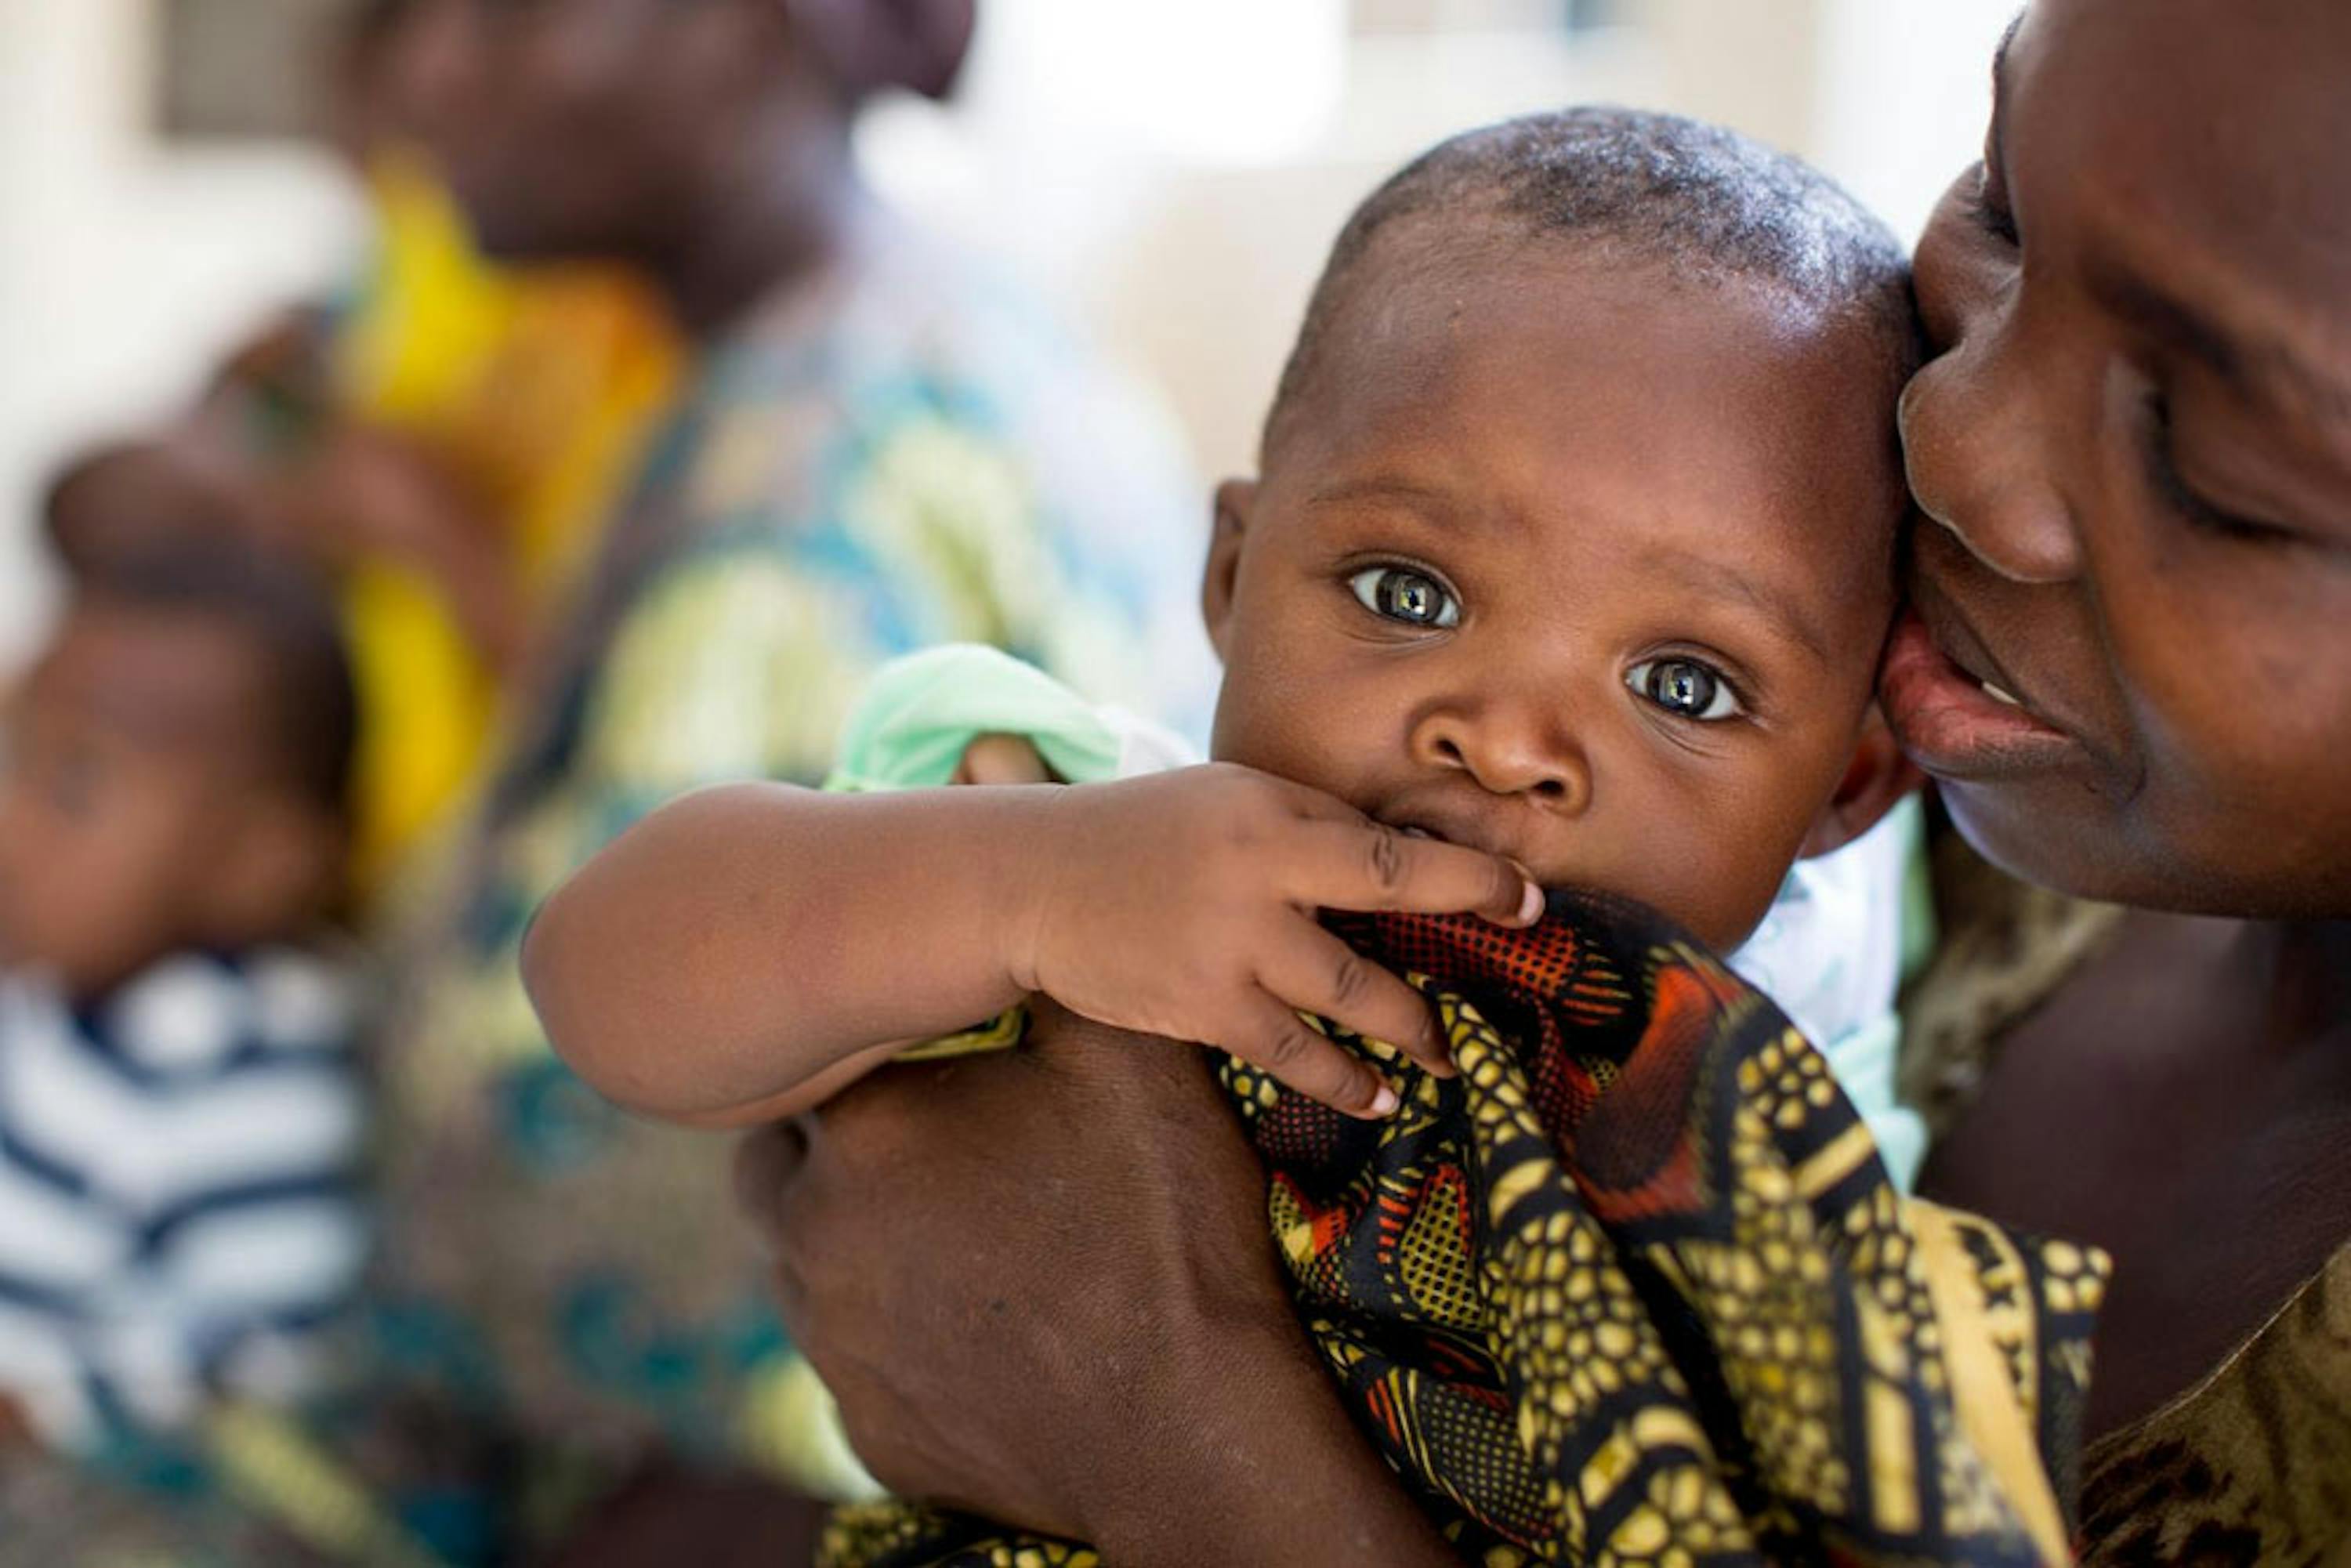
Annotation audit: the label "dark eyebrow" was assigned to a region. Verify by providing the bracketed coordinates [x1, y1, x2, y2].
[1991, 10, 2351, 436]
[1302, 476, 1469, 520]
[1647, 547, 1833, 668]
[2091, 267, 2351, 431]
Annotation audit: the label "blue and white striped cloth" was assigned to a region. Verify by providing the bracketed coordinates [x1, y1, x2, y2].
[0, 950, 365, 1451]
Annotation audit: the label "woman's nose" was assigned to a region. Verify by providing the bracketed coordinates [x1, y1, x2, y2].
[1898, 321, 2085, 587]
[1409, 699, 1591, 814]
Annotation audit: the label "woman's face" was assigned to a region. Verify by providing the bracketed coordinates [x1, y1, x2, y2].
[1889, 0, 2351, 918]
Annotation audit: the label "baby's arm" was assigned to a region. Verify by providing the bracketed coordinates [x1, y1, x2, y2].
[527, 764, 1543, 1128]
[524, 779, 1063, 1128]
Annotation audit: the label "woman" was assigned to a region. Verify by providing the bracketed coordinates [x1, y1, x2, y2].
[743, 1, 2351, 1562]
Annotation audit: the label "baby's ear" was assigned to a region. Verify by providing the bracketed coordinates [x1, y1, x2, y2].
[1200, 480, 1255, 661]
[1799, 705, 1922, 859]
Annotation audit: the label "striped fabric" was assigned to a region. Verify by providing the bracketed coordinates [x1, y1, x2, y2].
[0, 951, 364, 1451]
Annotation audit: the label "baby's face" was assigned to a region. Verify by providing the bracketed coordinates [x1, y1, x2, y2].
[1205, 244, 1908, 951]
[0, 601, 288, 998]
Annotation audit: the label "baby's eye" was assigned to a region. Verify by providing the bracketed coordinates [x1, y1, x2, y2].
[1349, 566, 1458, 628]
[1625, 658, 1743, 722]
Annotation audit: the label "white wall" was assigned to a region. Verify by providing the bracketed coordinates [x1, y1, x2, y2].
[0, 0, 365, 666]
[0, 0, 2013, 670]
[873, 0, 2012, 478]
[1811, 0, 2016, 244]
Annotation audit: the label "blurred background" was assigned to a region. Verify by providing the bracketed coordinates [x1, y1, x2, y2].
[0, 0, 2015, 668]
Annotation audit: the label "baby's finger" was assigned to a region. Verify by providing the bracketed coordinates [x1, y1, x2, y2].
[1293, 818, 1541, 926]
[952, 733, 1055, 785]
[1227, 994, 1400, 1120]
[1259, 927, 1452, 1078]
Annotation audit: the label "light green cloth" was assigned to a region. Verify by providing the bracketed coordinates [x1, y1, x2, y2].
[824, 643, 1191, 794]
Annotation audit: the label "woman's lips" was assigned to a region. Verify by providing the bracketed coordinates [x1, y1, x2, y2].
[1880, 608, 2085, 780]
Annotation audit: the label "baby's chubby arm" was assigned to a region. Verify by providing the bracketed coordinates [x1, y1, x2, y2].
[523, 762, 1541, 1126]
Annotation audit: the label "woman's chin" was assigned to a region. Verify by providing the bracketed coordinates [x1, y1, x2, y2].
[1934, 779, 2132, 900]
[1939, 778, 2351, 922]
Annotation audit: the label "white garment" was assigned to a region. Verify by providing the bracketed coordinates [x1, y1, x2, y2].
[1726, 799, 1927, 1192]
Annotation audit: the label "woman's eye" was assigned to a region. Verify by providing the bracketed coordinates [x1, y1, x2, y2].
[1349, 567, 1458, 628]
[1626, 658, 1743, 722]
[1973, 193, 2019, 249]
[2144, 393, 2300, 546]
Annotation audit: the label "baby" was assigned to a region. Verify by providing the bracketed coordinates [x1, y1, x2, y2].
[0, 509, 365, 1456]
[527, 107, 1922, 1147]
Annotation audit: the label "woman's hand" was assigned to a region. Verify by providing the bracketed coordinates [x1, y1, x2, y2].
[1005, 763, 1540, 1116]
[737, 1002, 1457, 1566]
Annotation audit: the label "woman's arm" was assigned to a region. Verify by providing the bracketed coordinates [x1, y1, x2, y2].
[741, 1002, 1457, 1566]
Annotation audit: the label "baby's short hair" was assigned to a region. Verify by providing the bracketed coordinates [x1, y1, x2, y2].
[1264, 106, 1916, 460]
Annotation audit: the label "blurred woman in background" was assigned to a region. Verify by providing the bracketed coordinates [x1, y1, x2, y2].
[292, 0, 1210, 1561]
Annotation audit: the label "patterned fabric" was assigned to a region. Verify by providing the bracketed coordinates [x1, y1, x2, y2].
[828, 894, 2104, 1567]
[333, 152, 684, 900]
[212, 152, 686, 903]
[2075, 1243, 2351, 1568]
[338, 219, 1212, 1563]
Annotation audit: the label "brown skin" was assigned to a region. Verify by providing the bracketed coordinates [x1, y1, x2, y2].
[528, 765, 1536, 1124]
[0, 599, 344, 1002]
[526, 241, 1914, 1128]
[333, 1, 980, 1550]
[743, 1004, 1462, 1566]
[0, 592, 343, 1457]
[1893, 0, 2351, 916]
[1205, 240, 1915, 954]
[1893, 0, 2351, 1438]
[373, 0, 972, 336]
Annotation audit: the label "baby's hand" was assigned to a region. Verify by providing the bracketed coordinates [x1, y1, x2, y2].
[952, 733, 1055, 785]
[1002, 763, 1541, 1117]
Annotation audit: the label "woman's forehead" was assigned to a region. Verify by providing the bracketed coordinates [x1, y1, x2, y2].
[2021, 0, 2350, 262]
[2016, 0, 2351, 432]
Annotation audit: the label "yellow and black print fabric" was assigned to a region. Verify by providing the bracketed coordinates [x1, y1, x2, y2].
[828, 892, 2106, 1566]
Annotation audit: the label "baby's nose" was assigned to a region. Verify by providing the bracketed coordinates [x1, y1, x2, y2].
[1409, 701, 1590, 814]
